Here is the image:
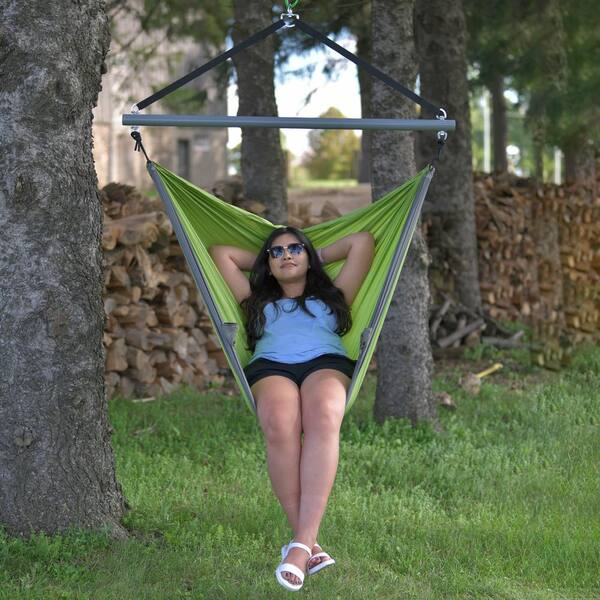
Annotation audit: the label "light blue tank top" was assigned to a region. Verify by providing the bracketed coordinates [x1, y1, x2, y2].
[249, 297, 348, 364]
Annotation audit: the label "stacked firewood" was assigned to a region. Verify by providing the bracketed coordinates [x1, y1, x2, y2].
[555, 183, 599, 343]
[101, 183, 225, 399]
[425, 172, 599, 368]
[211, 175, 268, 216]
[288, 174, 598, 366]
[101, 171, 598, 399]
[288, 199, 342, 228]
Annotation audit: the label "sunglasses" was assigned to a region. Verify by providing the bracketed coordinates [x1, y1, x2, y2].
[266, 242, 306, 259]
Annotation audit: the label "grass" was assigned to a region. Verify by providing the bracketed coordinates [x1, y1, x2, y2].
[1, 343, 599, 599]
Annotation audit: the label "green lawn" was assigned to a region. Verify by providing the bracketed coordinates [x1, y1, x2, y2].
[1, 344, 599, 599]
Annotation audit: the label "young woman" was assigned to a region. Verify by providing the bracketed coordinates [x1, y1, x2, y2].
[209, 226, 374, 591]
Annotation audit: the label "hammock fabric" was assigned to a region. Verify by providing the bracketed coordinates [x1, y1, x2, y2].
[148, 161, 434, 415]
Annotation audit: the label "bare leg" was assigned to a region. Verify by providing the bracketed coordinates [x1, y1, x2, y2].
[252, 375, 302, 539]
[280, 369, 349, 584]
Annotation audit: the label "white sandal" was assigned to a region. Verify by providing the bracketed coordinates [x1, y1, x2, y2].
[282, 541, 336, 577]
[307, 542, 336, 575]
[281, 541, 292, 561]
[275, 541, 312, 592]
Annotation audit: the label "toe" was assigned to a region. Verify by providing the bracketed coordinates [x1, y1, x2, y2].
[284, 572, 299, 585]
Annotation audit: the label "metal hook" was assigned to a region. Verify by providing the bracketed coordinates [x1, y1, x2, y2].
[436, 108, 447, 120]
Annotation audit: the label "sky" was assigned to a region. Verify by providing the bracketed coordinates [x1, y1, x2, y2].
[226, 35, 361, 164]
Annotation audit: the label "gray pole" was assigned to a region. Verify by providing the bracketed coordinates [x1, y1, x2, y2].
[123, 114, 456, 131]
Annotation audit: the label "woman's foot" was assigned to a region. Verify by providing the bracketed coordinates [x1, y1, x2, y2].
[308, 543, 331, 570]
[280, 544, 310, 585]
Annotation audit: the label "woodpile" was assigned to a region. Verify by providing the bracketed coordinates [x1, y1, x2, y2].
[101, 170, 598, 400]
[101, 183, 224, 400]
[100, 178, 345, 400]
[211, 175, 268, 216]
[287, 173, 598, 368]
[288, 199, 342, 228]
[555, 183, 599, 341]
[424, 172, 599, 368]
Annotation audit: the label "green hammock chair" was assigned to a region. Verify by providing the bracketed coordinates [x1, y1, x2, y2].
[148, 161, 434, 414]
[123, 7, 452, 415]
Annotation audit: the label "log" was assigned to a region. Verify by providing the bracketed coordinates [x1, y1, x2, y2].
[106, 338, 127, 372]
[437, 318, 486, 348]
[481, 336, 527, 349]
[430, 297, 452, 338]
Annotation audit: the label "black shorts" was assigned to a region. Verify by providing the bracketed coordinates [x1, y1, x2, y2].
[244, 353, 356, 388]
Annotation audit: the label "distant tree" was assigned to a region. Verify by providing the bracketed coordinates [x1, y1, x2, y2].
[524, 0, 600, 184]
[466, 0, 600, 184]
[464, 0, 522, 173]
[302, 107, 360, 180]
[510, 0, 569, 181]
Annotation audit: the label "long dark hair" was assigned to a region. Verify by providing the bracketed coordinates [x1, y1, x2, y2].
[241, 226, 352, 352]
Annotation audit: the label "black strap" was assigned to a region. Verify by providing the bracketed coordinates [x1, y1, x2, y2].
[135, 17, 445, 119]
[131, 131, 151, 162]
[136, 20, 287, 111]
[295, 20, 443, 118]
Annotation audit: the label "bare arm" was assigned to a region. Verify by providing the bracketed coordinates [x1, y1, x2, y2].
[208, 245, 257, 303]
[318, 232, 375, 305]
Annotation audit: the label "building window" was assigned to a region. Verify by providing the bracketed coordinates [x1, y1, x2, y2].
[177, 139, 191, 180]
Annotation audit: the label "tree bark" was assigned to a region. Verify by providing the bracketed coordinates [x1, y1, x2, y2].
[232, 0, 287, 224]
[490, 72, 508, 173]
[415, 0, 483, 315]
[371, 0, 439, 427]
[532, 140, 544, 183]
[563, 135, 596, 186]
[0, 2, 127, 537]
[527, 93, 547, 184]
[356, 9, 372, 184]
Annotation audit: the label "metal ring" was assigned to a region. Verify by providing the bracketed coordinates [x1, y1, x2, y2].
[280, 12, 299, 27]
[437, 130, 448, 141]
[436, 108, 447, 120]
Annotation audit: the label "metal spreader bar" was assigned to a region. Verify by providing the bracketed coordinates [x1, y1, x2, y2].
[122, 114, 456, 131]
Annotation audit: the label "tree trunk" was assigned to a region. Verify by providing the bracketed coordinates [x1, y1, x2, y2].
[0, 2, 127, 537]
[371, 0, 439, 427]
[490, 72, 508, 173]
[356, 11, 372, 183]
[232, 0, 287, 224]
[415, 0, 483, 315]
[533, 141, 544, 183]
[563, 135, 596, 186]
[527, 93, 546, 184]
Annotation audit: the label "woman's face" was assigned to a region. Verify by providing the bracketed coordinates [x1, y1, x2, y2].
[267, 233, 310, 284]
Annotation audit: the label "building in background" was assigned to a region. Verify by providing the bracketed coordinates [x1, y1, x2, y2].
[93, 11, 228, 191]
